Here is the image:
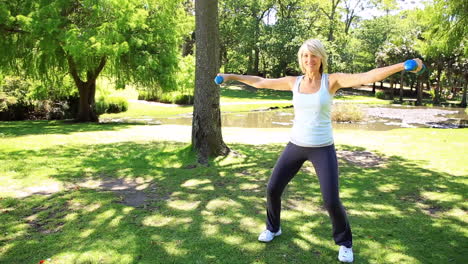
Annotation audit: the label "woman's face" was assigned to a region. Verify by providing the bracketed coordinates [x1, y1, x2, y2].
[302, 51, 322, 73]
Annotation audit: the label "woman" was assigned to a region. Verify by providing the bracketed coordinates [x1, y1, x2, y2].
[217, 39, 423, 263]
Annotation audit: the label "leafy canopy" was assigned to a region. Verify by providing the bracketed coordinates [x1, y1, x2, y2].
[0, 0, 188, 90]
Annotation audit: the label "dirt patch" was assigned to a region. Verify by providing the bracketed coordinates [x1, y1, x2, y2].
[337, 150, 386, 168]
[25, 205, 65, 234]
[6, 178, 168, 208]
[70, 177, 166, 207]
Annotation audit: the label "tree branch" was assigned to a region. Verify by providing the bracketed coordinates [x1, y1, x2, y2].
[66, 55, 84, 87]
[0, 25, 29, 34]
[93, 56, 107, 79]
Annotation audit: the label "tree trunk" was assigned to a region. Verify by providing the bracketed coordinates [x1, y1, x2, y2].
[434, 67, 441, 105]
[399, 71, 404, 103]
[253, 45, 260, 75]
[461, 73, 467, 108]
[67, 55, 106, 122]
[192, 0, 229, 164]
[77, 80, 98, 122]
[416, 76, 423, 106]
[389, 80, 394, 100]
[372, 82, 376, 94]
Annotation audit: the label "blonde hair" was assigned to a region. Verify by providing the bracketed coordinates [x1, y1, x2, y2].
[297, 39, 328, 74]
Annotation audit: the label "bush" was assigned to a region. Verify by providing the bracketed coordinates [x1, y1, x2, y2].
[96, 96, 128, 115]
[332, 104, 365, 122]
[137, 90, 193, 105]
[1, 76, 30, 101]
[0, 92, 17, 112]
[172, 94, 193, 105]
[375, 91, 386, 99]
[0, 92, 79, 121]
[0, 75, 81, 121]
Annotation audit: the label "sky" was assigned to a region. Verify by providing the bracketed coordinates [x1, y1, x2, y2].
[359, 0, 428, 19]
[262, 0, 429, 25]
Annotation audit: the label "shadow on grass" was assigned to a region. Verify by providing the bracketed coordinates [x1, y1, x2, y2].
[0, 120, 139, 137]
[0, 142, 466, 263]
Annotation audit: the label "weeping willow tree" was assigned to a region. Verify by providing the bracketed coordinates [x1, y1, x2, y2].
[0, 0, 186, 121]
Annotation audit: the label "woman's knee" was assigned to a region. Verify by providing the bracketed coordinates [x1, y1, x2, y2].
[266, 183, 283, 198]
[323, 198, 342, 211]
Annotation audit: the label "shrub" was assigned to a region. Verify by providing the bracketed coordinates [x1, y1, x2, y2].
[96, 96, 128, 115]
[106, 97, 128, 113]
[173, 94, 193, 105]
[1, 76, 30, 101]
[332, 104, 365, 122]
[375, 91, 386, 99]
[137, 90, 158, 101]
[0, 75, 82, 121]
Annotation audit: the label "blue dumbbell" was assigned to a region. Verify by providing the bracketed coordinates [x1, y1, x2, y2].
[404, 59, 426, 75]
[214, 75, 224, 85]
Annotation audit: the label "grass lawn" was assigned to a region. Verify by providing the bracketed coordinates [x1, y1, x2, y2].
[0, 120, 466, 264]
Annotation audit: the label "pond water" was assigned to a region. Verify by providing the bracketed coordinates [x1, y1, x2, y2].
[156, 104, 467, 131]
[102, 104, 467, 131]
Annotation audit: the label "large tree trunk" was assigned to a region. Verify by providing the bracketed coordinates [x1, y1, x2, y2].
[77, 80, 98, 122]
[192, 0, 229, 164]
[67, 56, 106, 122]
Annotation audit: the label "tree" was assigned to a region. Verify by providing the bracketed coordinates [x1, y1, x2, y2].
[417, 0, 467, 105]
[319, 0, 342, 42]
[0, 0, 186, 122]
[192, 0, 229, 163]
[219, 0, 274, 75]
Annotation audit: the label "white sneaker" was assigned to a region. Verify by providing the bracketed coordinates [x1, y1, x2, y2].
[257, 228, 282, 242]
[338, 245, 354, 262]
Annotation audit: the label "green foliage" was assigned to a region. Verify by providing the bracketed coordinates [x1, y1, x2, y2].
[0, 76, 79, 120]
[96, 96, 128, 115]
[136, 54, 195, 105]
[375, 90, 386, 99]
[175, 55, 195, 96]
[0, 76, 30, 102]
[137, 90, 193, 105]
[1, 0, 190, 109]
[0, 92, 16, 112]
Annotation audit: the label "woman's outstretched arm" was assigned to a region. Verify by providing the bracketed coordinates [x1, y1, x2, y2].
[217, 74, 296, 91]
[329, 58, 423, 94]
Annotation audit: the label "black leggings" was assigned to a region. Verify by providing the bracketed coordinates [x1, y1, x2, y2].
[266, 142, 352, 247]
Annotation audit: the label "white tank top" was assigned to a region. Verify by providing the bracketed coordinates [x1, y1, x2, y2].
[290, 74, 334, 147]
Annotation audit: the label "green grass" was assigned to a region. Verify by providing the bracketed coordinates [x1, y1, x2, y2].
[335, 94, 392, 104]
[0, 121, 466, 264]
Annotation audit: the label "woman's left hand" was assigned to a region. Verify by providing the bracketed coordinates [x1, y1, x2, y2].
[409, 58, 424, 73]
